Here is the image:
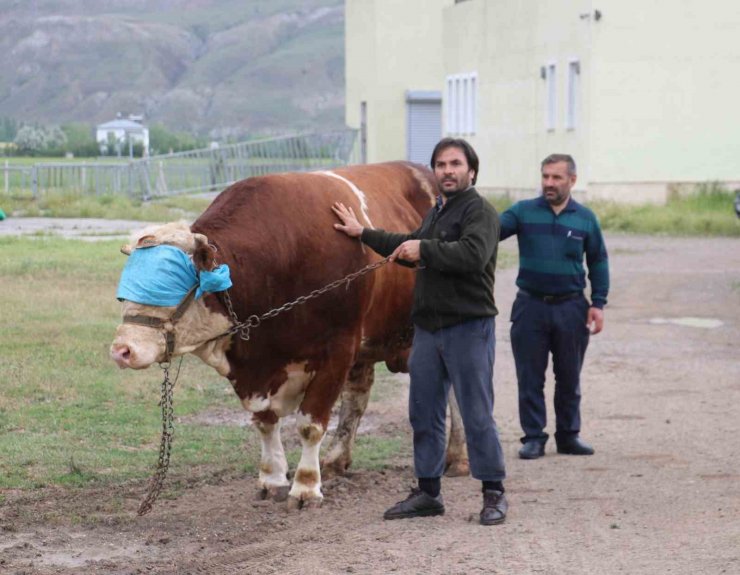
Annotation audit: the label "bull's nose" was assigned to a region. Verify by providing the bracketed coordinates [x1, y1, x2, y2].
[110, 344, 132, 369]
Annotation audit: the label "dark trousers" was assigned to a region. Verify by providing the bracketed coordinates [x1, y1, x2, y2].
[510, 291, 590, 445]
[408, 317, 506, 482]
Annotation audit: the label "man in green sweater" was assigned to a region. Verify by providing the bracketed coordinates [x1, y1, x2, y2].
[500, 154, 609, 460]
[332, 138, 507, 526]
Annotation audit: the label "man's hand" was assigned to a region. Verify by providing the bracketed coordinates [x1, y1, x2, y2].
[332, 202, 364, 238]
[390, 240, 421, 264]
[587, 307, 604, 335]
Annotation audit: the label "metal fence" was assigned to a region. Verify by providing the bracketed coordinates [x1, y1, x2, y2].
[1, 129, 360, 200]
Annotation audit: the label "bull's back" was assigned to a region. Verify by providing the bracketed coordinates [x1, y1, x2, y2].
[192, 162, 434, 364]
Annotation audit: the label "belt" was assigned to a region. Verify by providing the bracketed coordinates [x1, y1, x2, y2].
[519, 290, 582, 304]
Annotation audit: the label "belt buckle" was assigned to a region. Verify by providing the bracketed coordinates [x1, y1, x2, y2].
[542, 294, 556, 303]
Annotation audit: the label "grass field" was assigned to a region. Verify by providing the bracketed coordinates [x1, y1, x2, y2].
[487, 183, 740, 237]
[0, 237, 410, 491]
[0, 192, 212, 221]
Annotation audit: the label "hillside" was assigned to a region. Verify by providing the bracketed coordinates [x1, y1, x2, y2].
[0, 0, 345, 138]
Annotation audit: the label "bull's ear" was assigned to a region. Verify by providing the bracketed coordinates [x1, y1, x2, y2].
[193, 233, 209, 248]
[191, 233, 212, 271]
[120, 244, 133, 255]
[137, 235, 159, 248]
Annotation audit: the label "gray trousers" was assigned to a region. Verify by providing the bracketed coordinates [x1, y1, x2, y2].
[408, 317, 506, 482]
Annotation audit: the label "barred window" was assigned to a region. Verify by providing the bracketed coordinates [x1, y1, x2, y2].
[445, 72, 478, 135]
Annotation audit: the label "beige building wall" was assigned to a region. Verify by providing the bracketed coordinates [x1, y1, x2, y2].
[345, 0, 449, 164]
[442, 0, 592, 196]
[346, 0, 740, 202]
[588, 0, 740, 201]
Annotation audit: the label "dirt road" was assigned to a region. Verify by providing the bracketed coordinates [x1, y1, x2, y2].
[1, 232, 739, 574]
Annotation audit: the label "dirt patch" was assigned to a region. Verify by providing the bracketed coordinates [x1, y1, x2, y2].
[1, 233, 740, 574]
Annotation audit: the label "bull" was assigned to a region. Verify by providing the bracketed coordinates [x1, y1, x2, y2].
[110, 162, 468, 508]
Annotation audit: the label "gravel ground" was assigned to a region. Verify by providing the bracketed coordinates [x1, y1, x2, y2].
[1, 227, 739, 575]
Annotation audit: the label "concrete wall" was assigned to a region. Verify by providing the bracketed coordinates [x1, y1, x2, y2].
[588, 0, 740, 199]
[346, 0, 740, 202]
[442, 0, 592, 194]
[345, 0, 449, 164]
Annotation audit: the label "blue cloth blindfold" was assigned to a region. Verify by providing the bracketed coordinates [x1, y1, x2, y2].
[116, 244, 232, 306]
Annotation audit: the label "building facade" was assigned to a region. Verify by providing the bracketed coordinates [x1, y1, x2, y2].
[346, 0, 740, 202]
[96, 118, 149, 157]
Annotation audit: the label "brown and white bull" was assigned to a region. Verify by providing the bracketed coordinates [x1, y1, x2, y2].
[110, 162, 468, 508]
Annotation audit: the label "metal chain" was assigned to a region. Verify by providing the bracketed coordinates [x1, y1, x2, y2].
[137, 357, 182, 516]
[222, 255, 393, 342]
[135, 255, 392, 516]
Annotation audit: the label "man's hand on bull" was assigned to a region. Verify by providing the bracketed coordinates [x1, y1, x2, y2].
[390, 240, 421, 264]
[332, 202, 364, 237]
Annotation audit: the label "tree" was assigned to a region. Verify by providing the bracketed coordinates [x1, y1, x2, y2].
[0, 117, 19, 142]
[149, 123, 205, 155]
[61, 123, 99, 157]
[13, 125, 68, 156]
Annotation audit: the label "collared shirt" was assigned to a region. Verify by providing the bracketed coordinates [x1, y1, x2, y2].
[500, 195, 609, 308]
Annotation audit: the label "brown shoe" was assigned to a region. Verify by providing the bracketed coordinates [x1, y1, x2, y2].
[480, 490, 507, 526]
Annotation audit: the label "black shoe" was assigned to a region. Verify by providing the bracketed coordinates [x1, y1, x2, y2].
[383, 488, 445, 520]
[480, 490, 508, 526]
[518, 441, 545, 460]
[556, 436, 595, 455]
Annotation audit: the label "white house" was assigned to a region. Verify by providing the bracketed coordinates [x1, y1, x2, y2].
[345, 0, 740, 203]
[95, 118, 149, 157]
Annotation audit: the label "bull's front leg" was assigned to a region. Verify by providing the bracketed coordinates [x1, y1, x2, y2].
[287, 413, 325, 509]
[253, 411, 290, 501]
[321, 361, 374, 478]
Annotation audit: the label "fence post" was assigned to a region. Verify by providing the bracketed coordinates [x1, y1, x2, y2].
[3, 160, 7, 195]
[31, 165, 38, 198]
[128, 161, 133, 198]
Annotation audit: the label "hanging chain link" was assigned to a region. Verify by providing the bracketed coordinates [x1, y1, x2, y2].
[221, 255, 393, 342]
[137, 357, 182, 516]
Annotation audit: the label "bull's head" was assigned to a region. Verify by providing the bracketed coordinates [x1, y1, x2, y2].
[110, 222, 233, 370]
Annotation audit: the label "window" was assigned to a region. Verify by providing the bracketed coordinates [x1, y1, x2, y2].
[545, 63, 556, 131]
[445, 72, 478, 135]
[566, 60, 580, 130]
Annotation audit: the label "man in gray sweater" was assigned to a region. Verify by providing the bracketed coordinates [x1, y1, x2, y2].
[332, 138, 507, 526]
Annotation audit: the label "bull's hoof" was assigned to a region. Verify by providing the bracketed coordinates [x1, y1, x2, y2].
[256, 485, 291, 502]
[286, 495, 323, 511]
[271, 485, 291, 502]
[320, 458, 351, 479]
[444, 460, 470, 478]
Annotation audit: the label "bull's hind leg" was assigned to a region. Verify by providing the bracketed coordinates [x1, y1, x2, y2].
[445, 390, 470, 477]
[253, 411, 290, 501]
[321, 361, 374, 478]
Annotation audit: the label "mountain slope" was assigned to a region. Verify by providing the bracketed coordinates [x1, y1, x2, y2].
[0, 0, 345, 137]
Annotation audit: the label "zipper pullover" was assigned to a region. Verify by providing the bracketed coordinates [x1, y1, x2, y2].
[361, 187, 500, 332]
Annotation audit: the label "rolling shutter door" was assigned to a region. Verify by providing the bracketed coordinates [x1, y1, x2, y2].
[406, 91, 442, 165]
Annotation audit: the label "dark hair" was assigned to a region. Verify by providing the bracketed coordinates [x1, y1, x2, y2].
[430, 137, 479, 185]
[541, 154, 577, 175]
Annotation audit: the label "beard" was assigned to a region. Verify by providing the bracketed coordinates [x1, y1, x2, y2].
[543, 187, 568, 205]
[437, 176, 471, 196]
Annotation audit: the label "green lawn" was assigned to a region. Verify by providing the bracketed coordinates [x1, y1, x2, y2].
[0, 237, 410, 491]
